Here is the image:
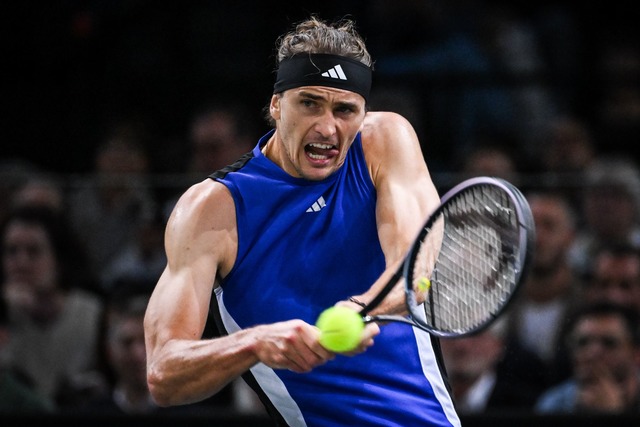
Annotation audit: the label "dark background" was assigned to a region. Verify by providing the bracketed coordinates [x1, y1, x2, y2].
[1, 1, 638, 175]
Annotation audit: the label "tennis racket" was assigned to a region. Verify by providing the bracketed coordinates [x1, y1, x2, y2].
[359, 176, 534, 337]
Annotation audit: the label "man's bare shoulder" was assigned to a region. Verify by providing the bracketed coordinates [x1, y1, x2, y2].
[361, 111, 418, 151]
[360, 111, 420, 168]
[362, 111, 412, 138]
[363, 110, 406, 125]
[169, 179, 235, 230]
[164, 179, 237, 275]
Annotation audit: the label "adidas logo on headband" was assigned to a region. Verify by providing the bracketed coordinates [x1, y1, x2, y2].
[274, 54, 372, 101]
[321, 65, 347, 80]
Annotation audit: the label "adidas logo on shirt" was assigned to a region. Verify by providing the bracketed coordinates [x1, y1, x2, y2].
[306, 196, 326, 213]
[321, 64, 347, 80]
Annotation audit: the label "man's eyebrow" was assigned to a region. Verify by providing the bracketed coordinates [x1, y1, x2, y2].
[298, 91, 324, 100]
[298, 90, 359, 109]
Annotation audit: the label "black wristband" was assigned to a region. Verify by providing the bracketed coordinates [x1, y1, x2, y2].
[348, 296, 367, 309]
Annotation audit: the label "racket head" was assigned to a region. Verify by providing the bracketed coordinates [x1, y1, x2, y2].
[404, 176, 535, 338]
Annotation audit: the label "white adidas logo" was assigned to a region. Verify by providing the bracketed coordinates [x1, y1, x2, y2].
[306, 196, 326, 213]
[321, 64, 347, 80]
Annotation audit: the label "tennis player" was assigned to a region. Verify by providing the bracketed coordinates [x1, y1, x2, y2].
[144, 16, 460, 427]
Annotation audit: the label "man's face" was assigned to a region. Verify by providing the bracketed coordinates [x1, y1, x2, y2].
[2, 221, 57, 294]
[270, 86, 366, 181]
[440, 329, 504, 382]
[108, 313, 148, 388]
[584, 185, 636, 239]
[587, 252, 640, 310]
[570, 314, 637, 384]
[190, 111, 249, 173]
[530, 195, 574, 273]
[2, 221, 58, 322]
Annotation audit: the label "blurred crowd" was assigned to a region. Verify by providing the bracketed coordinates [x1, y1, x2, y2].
[1, 0, 639, 420]
[0, 102, 260, 417]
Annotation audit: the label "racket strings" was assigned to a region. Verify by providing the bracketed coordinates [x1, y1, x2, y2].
[412, 185, 521, 334]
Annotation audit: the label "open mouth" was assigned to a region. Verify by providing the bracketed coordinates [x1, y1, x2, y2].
[305, 142, 338, 161]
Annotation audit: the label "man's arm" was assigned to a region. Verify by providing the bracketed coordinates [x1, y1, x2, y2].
[353, 111, 441, 315]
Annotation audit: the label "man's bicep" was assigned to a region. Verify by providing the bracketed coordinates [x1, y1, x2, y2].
[145, 181, 233, 351]
[374, 129, 439, 263]
[375, 178, 433, 265]
[145, 265, 213, 346]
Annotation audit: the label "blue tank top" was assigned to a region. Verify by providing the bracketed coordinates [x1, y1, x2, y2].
[211, 130, 460, 427]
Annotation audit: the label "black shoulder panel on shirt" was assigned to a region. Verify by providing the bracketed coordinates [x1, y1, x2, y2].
[209, 150, 255, 180]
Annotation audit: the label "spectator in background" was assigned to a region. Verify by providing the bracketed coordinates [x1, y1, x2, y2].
[538, 116, 597, 213]
[440, 316, 543, 414]
[162, 103, 257, 219]
[100, 208, 167, 295]
[536, 302, 640, 414]
[568, 157, 640, 277]
[0, 206, 103, 406]
[582, 243, 640, 315]
[507, 190, 583, 386]
[68, 121, 156, 294]
[462, 145, 516, 181]
[0, 291, 55, 414]
[0, 160, 39, 225]
[540, 116, 596, 177]
[187, 103, 256, 177]
[593, 36, 640, 157]
[72, 287, 164, 414]
[459, 134, 518, 184]
[69, 280, 237, 416]
[10, 171, 67, 213]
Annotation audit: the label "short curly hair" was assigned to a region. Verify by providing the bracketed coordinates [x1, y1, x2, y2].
[274, 16, 372, 67]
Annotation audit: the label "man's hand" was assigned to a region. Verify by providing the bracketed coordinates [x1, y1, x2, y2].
[578, 362, 627, 412]
[251, 318, 379, 372]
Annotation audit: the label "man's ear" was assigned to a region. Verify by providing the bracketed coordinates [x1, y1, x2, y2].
[270, 94, 281, 120]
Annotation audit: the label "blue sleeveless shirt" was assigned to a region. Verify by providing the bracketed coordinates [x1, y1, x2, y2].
[211, 130, 460, 427]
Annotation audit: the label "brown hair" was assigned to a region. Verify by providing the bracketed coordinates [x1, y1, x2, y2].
[275, 16, 372, 67]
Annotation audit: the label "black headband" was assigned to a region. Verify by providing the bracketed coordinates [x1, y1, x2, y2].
[273, 54, 372, 101]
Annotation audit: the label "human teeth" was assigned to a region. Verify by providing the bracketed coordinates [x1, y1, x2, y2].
[308, 143, 334, 149]
[308, 152, 328, 159]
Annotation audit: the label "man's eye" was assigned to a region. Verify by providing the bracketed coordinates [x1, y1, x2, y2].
[338, 106, 353, 113]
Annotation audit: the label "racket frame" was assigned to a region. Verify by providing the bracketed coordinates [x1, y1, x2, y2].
[361, 176, 535, 337]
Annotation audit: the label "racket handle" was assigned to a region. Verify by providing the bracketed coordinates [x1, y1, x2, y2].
[362, 314, 426, 330]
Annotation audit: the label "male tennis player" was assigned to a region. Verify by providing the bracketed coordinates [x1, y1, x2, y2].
[144, 16, 461, 427]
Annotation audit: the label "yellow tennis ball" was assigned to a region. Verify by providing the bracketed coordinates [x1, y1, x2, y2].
[418, 277, 431, 292]
[316, 306, 364, 352]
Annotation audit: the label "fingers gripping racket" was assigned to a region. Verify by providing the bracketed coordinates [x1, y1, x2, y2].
[358, 176, 534, 338]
